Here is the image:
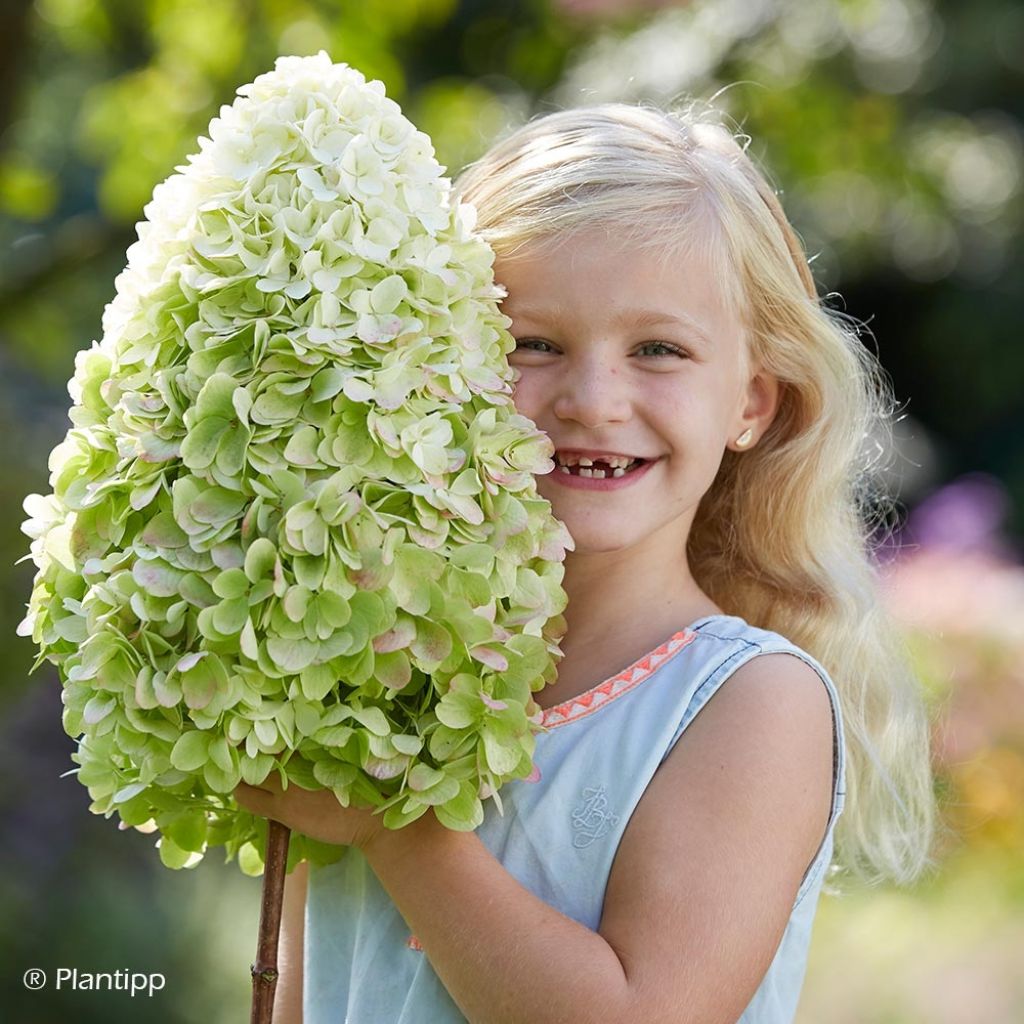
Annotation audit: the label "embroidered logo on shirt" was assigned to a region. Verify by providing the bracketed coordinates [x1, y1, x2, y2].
[571, 785, 619, 848]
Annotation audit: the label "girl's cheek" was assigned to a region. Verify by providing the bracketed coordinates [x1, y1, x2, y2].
[509, 372, 540, 417]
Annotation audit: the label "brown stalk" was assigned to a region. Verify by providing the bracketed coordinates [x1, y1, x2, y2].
[250, 819, 292, 1024]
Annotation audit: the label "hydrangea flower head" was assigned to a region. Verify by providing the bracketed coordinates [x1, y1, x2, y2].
[18, 52, 572, 872]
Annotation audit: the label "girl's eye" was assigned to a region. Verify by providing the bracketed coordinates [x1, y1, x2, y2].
[637, 341, 687, 358]
[513, 339, 553, 353]
[512, 339, 689, 358]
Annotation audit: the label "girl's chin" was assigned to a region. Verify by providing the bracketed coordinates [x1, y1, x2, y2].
[555, 524, 638, 556]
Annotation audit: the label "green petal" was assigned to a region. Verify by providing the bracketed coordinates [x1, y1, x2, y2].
[434, 781, 484, 831]
[299, 663, 336, 701]
[482, 725, 523, 775]
[350, 706, 390, 736]
[203, 760, 242, 793]
[195, 373, 240, 419]
[212, 596, 249, 636]
[312, 758, 358, 789]
[170, 730, 212, 771]
[140, 511, 189, 548]
[213, 567, 249, 600]
[190, 487, 247, 525]
[284, 425, 321, 467]
[267, 637, 319, 674]
[181, 416, 229, 470]
[244, 538, 277, 582]
[158, 835, 199, 870]
[215, 424, 251, 476]
[370, 274, 408, 314]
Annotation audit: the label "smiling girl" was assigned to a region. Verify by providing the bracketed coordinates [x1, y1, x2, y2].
[235, 102, 937, 1024]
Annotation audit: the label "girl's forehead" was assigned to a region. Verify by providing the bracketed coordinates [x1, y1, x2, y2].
[496, 216, 731, 281]
[500, 218, 712, 255]
[496, 227, 734, 302]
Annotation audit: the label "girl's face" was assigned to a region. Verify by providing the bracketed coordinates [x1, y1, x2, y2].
[498, 226, 779, 560]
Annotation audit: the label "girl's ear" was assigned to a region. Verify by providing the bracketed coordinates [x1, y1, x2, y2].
[730, 368, 781, 452]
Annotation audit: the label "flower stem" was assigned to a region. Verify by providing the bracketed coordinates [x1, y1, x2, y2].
[250, 819, 291, 1024]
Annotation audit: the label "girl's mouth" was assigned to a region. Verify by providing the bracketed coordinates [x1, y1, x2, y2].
[550, 457, 658, 491]
[556, 457, 642, 478]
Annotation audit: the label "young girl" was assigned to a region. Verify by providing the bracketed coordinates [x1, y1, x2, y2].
[235, 101, 937, 1024]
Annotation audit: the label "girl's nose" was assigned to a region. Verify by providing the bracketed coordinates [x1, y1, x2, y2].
[552, 357, 631, 427]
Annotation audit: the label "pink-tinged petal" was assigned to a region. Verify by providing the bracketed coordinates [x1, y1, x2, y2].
[471, 645, 508, 671]
[176, 651, 206, 672]
[487, 467, 519, 486]
[137, 433, 182, 463]
[372, 616, 417, 652]
[474, 599, 497, 622]
[525, 763, 542, 783]
[480, 693, 508, 711]
[364, 755, 409, 780]
[446, 449, 467, 473]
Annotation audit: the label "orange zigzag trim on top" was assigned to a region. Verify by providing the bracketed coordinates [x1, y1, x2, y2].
[540, 629, 698, 729]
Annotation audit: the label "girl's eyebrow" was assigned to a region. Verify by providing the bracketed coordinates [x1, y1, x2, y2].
[506, 304, 712, 346]
[613, 307, 712, 345]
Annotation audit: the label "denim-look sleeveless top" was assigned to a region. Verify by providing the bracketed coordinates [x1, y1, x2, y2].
[304, 613, 848, 1023]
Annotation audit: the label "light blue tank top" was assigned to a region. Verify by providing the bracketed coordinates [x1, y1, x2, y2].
[304, 613, 847, 1023]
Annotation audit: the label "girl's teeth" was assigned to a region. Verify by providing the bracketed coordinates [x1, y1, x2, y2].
[554, 460, 644, 478]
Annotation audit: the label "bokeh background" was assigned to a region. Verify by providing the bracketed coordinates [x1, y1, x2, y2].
[2, 1, 1022, 1021]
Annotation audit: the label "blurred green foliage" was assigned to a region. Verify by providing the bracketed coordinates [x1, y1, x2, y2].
[2, 0, 1022, 1021]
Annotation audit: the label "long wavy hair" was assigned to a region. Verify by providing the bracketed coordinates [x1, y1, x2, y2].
[453, 102, 940, 889]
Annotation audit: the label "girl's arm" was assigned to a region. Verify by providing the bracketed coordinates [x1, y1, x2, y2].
[361, 652, 836, 1024]
[271, 859, 307, 1024]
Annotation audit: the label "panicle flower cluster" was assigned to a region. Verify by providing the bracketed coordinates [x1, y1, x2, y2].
[18, 52, 571, 872]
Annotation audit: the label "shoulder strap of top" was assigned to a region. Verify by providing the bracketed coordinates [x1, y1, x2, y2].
[665, 618, 848, 907]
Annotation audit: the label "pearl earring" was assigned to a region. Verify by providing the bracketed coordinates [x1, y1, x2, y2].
[735, 428, 754, 448]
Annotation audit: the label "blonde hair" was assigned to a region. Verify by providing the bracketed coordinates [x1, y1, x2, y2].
[454, 102, 939, 889]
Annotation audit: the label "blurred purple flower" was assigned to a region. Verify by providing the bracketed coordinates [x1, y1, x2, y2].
[876, 472, 1024, 646]
[902, 472, 1021, 562]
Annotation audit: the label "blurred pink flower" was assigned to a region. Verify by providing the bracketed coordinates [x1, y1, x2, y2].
[879, 547, 1024, 645]
[877, 473, 1024, 772]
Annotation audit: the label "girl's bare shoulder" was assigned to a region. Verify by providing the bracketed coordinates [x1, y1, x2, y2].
[597, 652, 834, 1023]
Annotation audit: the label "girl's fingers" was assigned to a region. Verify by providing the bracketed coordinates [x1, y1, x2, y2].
[235, 781, 267, 797]
[234, 782, 275, 813]
[258, 773, 284, 793]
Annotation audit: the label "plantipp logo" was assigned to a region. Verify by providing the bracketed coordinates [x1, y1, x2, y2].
[571, 785, 619, 848]
[22, 967, 165, 997]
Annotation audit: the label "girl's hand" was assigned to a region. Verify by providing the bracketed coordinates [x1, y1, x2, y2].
[233, 775, 384, 851]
